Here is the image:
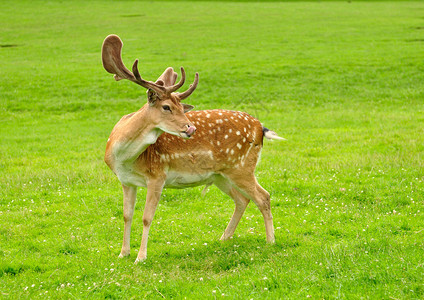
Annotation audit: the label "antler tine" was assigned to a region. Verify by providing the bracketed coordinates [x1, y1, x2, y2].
[176, 72, 199, 100]
[166, 67, 186, 93]
[132, 60, 166, 95]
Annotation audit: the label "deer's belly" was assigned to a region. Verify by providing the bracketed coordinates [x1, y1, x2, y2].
[164, 171, 215, 189]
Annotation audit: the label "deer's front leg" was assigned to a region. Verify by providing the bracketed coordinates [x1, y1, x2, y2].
[135, 178, 164, 264]
[119, 185, 137, 258]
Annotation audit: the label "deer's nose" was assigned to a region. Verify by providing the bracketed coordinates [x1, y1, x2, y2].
[186, 125, 196, 136]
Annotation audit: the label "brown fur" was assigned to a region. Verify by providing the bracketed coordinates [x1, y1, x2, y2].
[139, 109, 263, 178]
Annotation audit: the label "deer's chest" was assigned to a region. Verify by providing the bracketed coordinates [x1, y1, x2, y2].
[114, 162, 148, 187]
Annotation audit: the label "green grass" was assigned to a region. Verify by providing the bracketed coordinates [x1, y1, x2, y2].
[1, 0, 423, 298]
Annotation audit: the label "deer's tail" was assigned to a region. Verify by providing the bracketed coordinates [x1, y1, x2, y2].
[263, 127, 286, 141]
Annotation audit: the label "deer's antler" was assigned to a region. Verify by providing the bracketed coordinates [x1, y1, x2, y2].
[156, 67, 186, 93]
[102, 34, 166, 96]
[102, 34, 199, 100]
[176, 72, 199, 100]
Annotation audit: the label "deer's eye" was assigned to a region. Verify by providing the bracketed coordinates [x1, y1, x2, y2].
[162, 105, 171, 112]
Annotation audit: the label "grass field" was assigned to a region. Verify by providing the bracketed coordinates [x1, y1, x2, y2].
[1, 0, 423, 298]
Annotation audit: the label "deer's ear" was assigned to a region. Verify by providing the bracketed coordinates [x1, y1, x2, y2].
[182, 104, 194, 113]
[147, 89, 159, 106]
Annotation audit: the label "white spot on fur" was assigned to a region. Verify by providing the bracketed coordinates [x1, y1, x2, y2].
[226, 148, 230, 154]
[230, 149, 234, 155]
[217, 141, 221, 146]
[225, 135, 229, 139]
[229, 129, 232, 133]
[237, 143, 242, 149]
[206, 113, 211, 118]
[236, 131, 240, 135]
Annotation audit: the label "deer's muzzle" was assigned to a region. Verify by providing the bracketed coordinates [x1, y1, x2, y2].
[185, 125, 196, 137]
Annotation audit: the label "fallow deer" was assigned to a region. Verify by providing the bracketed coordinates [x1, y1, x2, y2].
[102, 34, 285, 263]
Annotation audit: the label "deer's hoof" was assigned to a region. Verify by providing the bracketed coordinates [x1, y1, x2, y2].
[118, 251, 130, 258]
[134, 256, 146, 264]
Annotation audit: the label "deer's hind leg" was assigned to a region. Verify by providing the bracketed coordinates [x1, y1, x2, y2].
[225, 173, 275, 243]
[214, 176, 250, 241]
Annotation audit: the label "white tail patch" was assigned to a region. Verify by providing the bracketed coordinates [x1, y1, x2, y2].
[264, 130, 286, 141]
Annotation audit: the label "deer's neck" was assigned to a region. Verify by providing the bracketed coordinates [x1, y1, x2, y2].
[109, 106, 162, 164]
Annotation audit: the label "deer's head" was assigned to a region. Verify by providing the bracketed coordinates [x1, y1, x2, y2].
[102, 34, 198, 139]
